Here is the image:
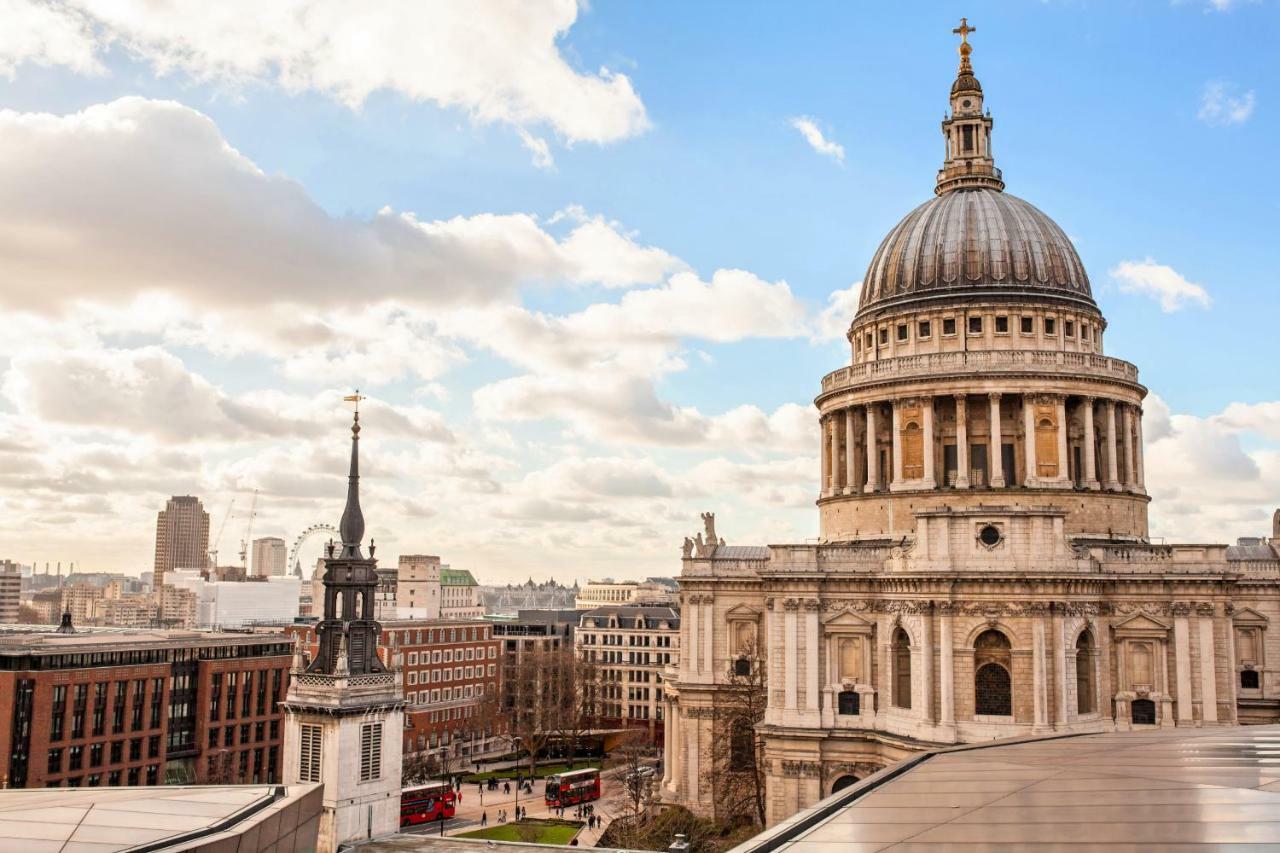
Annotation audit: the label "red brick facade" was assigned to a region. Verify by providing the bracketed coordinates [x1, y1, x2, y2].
[0, 632, 292, 789]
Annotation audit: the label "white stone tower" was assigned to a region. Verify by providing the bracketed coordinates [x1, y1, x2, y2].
[283, 403, 404, 852]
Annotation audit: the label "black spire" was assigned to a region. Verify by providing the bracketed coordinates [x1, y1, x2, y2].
[338, 410, 365, 559]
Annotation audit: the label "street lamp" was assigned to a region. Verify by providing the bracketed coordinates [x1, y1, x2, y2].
[511, 736, 523, 822]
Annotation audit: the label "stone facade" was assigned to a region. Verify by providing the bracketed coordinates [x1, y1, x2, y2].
[662, 27, 1280, 829]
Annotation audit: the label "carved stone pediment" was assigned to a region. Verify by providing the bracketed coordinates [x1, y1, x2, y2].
[1112, 612, 1171, 638]
[724, 603, 762, 621]
[1232, 607, 1269, 626]
[822, 609, 875, 633]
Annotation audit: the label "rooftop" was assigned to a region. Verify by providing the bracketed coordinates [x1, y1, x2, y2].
[732, 726, 1280, 852]
[0, 624, 291, 653]
[440, 567, 478, 586]
[0, 783, 322, 852]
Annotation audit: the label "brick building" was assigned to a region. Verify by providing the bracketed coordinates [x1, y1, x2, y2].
[286, 618, 502, 764]
[0, 624, 292, 789]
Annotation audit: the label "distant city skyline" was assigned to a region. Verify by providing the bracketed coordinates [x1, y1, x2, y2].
[0, 3, 1276, 580]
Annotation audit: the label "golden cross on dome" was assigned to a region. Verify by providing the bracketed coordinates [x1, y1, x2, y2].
[953, 17, 976, 45]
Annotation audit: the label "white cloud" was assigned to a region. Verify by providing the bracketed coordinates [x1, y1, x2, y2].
[815, 282, 861, 341]
[0, 0, 648, 146]
[0, 0, 100, 77]
[517, 128, 555, 170]
[0, 98, 680, 315]
[1109, 258, 1211, 312]
[1198, 81, 1255, 126]
[789, 116, 845, 164]
[1144, 394, 1279, 543]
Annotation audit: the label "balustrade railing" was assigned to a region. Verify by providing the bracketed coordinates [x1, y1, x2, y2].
[821, 350, 1139, 392]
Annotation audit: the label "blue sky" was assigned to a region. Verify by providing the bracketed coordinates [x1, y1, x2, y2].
[0, 1, 1275, 580]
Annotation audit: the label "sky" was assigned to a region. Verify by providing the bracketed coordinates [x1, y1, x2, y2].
[0, 1, 1276, 582]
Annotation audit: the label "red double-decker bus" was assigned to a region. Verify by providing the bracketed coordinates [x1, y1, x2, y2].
[544, 767, 601, 807]
[400, 781, 456, 826]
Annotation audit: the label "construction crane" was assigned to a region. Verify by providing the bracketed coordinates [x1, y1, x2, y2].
[238, 489, 260, 570]
[208, 499, 235, 568]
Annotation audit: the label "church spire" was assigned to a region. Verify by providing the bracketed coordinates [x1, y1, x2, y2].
[338, 393, 365, 559]
[936, 17, 1004, 195]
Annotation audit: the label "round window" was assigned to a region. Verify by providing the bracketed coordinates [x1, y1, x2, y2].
[962, 99, 972, 108]
[979, 525, 1001, 547]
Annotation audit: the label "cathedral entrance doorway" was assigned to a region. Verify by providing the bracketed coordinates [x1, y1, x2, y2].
[1131, 699, 1156, 725]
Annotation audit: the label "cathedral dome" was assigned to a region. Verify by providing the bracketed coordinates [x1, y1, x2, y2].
[856, 188, 1094, 317]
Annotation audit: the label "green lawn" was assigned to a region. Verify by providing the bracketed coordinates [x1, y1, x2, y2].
[462, 763, 583, 782]
[457, 819, 582, 845]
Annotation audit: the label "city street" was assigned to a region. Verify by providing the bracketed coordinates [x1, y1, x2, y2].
[443, 765, 637, 845]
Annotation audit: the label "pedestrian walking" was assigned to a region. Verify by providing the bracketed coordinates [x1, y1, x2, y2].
[481, 811, 488, 827]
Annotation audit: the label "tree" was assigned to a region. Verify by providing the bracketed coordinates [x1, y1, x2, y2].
[200, 749, 238, 784]
[611, 731, 655, 848]
[551, 650, 601, 765]
[402, 750, 435, 786]
[708, 635, 768, 827]
[506, 643, 571, 776]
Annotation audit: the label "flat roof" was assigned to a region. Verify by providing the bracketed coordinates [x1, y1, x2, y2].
[0, 783, 321, 852]
[732, 726, 1280, 852]
[0, 625, 291, 653]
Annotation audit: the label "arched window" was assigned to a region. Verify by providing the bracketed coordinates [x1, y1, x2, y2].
[1131, 698, 1156, 725]
[837, 690, 860, 716]
[974, 630, 1013, 717]
[892, 628, 912, 709]
[831, 775, 859, 795]
[1076, 631, 1096, 714]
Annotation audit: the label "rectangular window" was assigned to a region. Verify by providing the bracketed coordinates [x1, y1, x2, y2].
[1044, 317, 1057, 335]
[1020, 316, 1034, 335]
[917, 321, 931, 339]
[878, 328, 888, 346]
[896, 323, 908, 342]
[865, 333, 873, 349]
[942, 317, 957, 336]
[359, 723, 382, 782]
[299, 724, 322, 783]
[995, 316, 1009, 334]
[129, 739, 141, 761]
[1081, 324, 1091, 341]
[1065, 320, 1075, 338]
[48, 748, 62, 774]
[90, 743, 103, 767]
[968, 316, 983, 334]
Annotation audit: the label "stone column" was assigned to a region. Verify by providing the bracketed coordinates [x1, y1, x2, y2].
[1023, 395, 1038, 487]
[891, 400, 904, 488]
[661, 700, 674, 788]
[989, 393, 1005, 487]
[1082, 397, 1100, 490]
[864, 403, 879, 494]
[1104, 400, 1121, 491]
[1135, 408, 1147, 493]
[939, 609, 955, 732]
[784, 603, 798, 713]
[954, 395, 970, 489]
[686, 714, 698, 807]
[687, 596, 700, 678]
[829, 411, 842, 495]
[1173, 607, 1193, 723]
[922, 396, 937, 489]
[918, 607, 933, 725]
[1122, 405, 1137, 492]
[1053, 606, 1068, 726]
[820, 417, 831, 498]
[844, 407, 857, 494]
[805, 602, 820, 715]
[702, 598, 713, 677]
[1032, 612, 1049, 731]
[1198, 607, 1218, 724]
[1056, 396, 1070, 486]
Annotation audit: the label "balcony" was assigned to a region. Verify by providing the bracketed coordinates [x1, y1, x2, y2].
[820, 350, 1140, 395]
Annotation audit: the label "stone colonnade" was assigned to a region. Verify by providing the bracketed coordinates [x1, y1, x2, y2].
[821, 393, 1145, 496]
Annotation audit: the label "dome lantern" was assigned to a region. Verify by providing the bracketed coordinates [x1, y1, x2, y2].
[937, 18, 1004, 195]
